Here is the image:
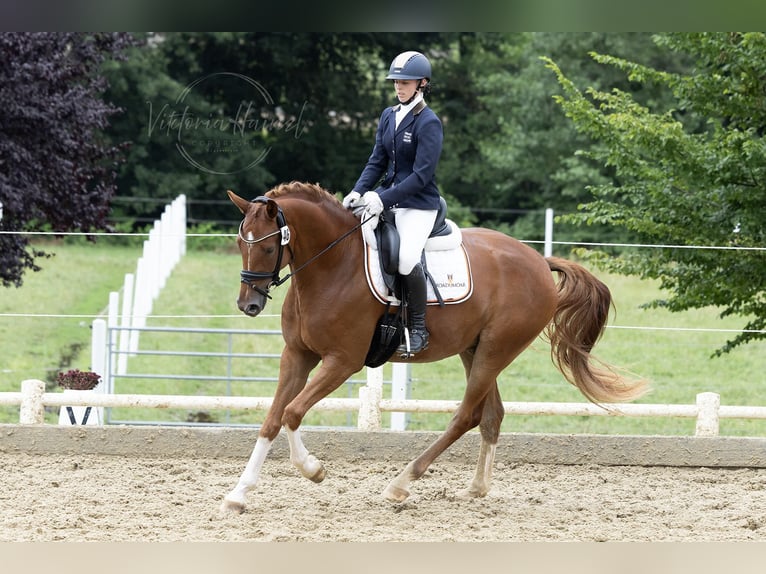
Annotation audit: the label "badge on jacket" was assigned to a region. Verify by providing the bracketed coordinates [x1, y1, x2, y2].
[402, 131, 413, 143]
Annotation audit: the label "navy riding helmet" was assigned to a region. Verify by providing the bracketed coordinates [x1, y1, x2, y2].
[386, 51, 432, 81]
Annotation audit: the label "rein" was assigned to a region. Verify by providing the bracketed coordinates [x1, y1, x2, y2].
[239, 196, 372, 298]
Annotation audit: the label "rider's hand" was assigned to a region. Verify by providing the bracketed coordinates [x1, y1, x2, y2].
[342, 191, 361, 210]
[357, 191, 383, 219]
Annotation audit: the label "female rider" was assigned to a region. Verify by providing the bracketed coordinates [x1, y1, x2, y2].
[343, 50, 443, 356]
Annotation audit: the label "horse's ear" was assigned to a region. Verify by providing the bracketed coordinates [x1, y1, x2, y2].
[265, 199, 280, 220]
[227, 190, 251, 215]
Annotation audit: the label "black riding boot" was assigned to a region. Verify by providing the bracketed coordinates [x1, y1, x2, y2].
[398, 263, 429, 357]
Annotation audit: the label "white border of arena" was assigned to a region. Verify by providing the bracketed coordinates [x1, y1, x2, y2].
[4, 374, 766, 438]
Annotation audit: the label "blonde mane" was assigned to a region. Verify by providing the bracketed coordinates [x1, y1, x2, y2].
[266, 181, 339, 205]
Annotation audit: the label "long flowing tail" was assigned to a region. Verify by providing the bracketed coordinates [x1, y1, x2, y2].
[545, 257, 648, 404]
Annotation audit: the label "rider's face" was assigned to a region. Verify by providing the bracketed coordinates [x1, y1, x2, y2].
[393, 79, 422, 103]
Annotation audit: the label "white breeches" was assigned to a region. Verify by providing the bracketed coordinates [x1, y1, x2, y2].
[394, 208, 438, 275]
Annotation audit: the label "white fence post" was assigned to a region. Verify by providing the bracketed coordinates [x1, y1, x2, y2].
[118, 195, 187, 369]
[390, 363, 411, 431]
[695, 392, 721, 436]
[117, 273, 134, 375]
[19, 379, 45, 424]
[129, 256, 148, 355]
[358, 366, 383, 430]
[106, 292, 120, 395]
[91, 318, 107, 424]
[177, 195, 187, 257]
[544, 208, 554, 258]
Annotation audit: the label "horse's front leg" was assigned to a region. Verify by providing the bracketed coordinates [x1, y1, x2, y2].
[220, 436, 273, 514]
[286, 427, 326, 482]
[220, 347, 319, 514]
[280, 356, 361, 483]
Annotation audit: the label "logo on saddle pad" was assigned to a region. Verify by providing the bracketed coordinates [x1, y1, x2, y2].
[362, 220, 473, 306]
[436, 273, 466, 289]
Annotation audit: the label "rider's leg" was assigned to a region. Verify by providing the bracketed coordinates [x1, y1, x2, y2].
[399, 262, 429, 354]
[394, 208, 437, 356]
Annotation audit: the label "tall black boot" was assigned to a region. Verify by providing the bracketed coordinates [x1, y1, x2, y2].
[397, 263, 429, 357]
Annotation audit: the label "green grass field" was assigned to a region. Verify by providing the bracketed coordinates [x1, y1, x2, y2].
[2, 239, 764, 435]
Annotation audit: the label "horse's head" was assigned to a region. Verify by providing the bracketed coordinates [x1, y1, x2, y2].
[228, 190, 292, 317]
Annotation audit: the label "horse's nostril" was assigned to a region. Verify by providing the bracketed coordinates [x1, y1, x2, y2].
[245, 304, 261, 316]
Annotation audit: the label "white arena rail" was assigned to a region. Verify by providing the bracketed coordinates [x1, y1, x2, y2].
[3, 377, 766, 437]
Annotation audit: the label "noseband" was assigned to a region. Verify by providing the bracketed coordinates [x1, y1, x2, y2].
[239, 196, 292, 299]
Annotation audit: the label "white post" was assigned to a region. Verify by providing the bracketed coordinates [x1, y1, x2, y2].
[390, 363, 411, 430]
[107, 291, 120, 395]
[117, 273, 134, 375]
[146, 227, 161, 301]
[358, 366, 383, 430]
[695, 392, 720, 436]
[159, 209, 172, 290]
[108, 291, 120, 329]
[544, 208, 554, 258]
[129, 256, 148, 355]
[178, 195, 187, 257]
[19, 379, 45, 424]
[90, 318, 107, 424]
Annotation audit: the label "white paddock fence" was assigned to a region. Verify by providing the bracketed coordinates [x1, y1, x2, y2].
[115, 194, 186, 375]
[4, 374, 766, 437]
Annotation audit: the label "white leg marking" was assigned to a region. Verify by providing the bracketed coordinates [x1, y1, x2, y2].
[286, 427, 326, 482]
[382, 461, 416, 503]
[220, 436, 272, 513]
[459, 440, 496, 499]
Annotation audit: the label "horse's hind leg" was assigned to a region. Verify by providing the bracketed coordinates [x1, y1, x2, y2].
[382, 351, 496, 502]
[382, 396, 488, 502]
[458, 382, 504, 499]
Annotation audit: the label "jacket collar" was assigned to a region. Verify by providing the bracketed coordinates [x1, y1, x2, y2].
[393, 100, 427, 133]
[393, 99, 426, 116]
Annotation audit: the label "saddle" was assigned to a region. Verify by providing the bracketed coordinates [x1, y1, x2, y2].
[364, 197, 470, 367]
[375, 195, 451, 296]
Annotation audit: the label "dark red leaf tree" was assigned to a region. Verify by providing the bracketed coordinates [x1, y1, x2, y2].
[0, 32, 134, 287]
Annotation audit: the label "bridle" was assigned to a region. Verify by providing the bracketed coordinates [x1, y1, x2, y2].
[238, 196, 293, 299]
[238, 196, 371, 299]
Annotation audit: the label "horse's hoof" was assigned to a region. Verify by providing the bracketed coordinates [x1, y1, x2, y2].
[296, 454, 326, 483]
[307, 465, 326, 483]
[382, 484, 410, 503]
[457, 487, 487, 500]
[219, 497, 246, 515]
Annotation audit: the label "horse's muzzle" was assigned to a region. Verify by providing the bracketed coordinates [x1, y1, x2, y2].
[239, 301, 263, 317]
[237, 291, 267, 317]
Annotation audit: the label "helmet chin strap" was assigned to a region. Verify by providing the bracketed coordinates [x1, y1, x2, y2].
[401, 92, 419, 105]
[399, 80, 427, 105]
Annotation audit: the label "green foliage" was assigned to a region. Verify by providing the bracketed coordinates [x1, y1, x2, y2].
[474, 33, 684, 231]
[546, 33, 766, 353]
[103, 32, 454, 226]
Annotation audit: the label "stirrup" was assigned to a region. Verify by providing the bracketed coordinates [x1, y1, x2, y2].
[397, 327, 429, 358]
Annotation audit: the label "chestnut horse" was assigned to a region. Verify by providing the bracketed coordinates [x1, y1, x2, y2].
[221, 181, 646, 513]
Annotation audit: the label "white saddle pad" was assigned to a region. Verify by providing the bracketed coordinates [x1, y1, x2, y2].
[362, 219, 474, 306]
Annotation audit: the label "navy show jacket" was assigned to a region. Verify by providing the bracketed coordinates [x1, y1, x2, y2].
[353, 101, 443, 210]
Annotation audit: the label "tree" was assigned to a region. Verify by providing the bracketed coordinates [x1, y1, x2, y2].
[0, 32, 133, 287]
[546, 32, 766, 353]
[475, 33, 688, 243]
[102, 32, 453, 226]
